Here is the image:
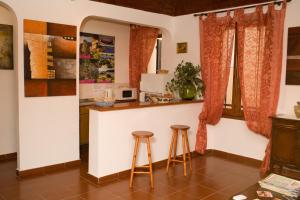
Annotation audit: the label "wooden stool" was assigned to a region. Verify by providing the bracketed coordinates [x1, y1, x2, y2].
[129, 131, 154, 188]
[166, 125, 192, 176]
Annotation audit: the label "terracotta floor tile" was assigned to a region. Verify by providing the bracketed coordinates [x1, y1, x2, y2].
[163, 191, 199, 200]
[119, 191, 158, 200]
[79, 188, 119, 200]
[65, 181, 98, 196]
[181, 184, 217, 199]
[201, 192, 232, 200]
[196, 173, 236, 190]
[158, 175, 193, 190]
[102, 180, 140, 197]
[138, 182, 177, 198]
[63, 196, 84, 200]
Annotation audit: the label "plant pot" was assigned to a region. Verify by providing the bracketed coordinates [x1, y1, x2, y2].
[179, 82, 196, 100]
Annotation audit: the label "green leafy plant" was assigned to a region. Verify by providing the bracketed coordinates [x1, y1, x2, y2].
[166, 61, 205, 98]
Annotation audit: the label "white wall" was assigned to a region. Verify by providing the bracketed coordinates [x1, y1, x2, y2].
[0, 3, 18, 155]
[79, 18, 130, 99]
[165, 15, 200, 73]
[0, 0, 173, 171]
[278, 0, 300, 115]
[171, 1, 300, 160]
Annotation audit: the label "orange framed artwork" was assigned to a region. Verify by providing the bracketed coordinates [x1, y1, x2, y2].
[24, 19, 77, 97]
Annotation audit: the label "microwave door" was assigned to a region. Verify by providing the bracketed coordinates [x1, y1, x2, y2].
[123, 90, 132, 98]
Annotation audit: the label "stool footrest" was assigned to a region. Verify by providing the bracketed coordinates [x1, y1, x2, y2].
[171, 159, 184, 163]
[134, 171, 151, 174]
[135, 165, 150, 168]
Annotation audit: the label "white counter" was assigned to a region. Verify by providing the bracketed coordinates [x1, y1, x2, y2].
[88, 101, 202, 179]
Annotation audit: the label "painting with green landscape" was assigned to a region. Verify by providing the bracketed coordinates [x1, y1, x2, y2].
[79, 32, 115, 83]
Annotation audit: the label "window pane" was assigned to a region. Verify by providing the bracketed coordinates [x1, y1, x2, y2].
[225, 64, 234, 108]
[224, 33, 235, 108]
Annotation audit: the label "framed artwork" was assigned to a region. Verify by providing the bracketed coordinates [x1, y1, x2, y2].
[177, 42, 187, 54]
[0, 24, 13, 70]
[24, 19, 77, 97]
[80, 32, 115, 83]
[286, 27, 300, 85]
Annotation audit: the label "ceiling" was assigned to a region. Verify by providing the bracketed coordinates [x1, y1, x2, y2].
[90, 0, 280, 16]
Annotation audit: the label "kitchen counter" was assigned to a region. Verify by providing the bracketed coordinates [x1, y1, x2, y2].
[88, 99, 202, 112]
[88, 99, 203, 180]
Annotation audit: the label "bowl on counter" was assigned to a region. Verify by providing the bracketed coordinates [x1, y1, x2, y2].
[95, 101, 114, 107]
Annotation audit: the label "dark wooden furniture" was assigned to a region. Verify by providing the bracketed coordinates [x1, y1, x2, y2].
[79, 106, 89, 145]
[129, 131, 154, 188]
[271, 115, 300, 180]
[167, 125, 192, 176]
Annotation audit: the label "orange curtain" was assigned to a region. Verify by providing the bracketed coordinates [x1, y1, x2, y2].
[235, 2, 286, 173]
[129, 25, 159, 89]
[195, 13, 235, 154]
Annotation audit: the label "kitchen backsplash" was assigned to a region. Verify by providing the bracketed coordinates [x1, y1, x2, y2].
[79, 83, 129, 99]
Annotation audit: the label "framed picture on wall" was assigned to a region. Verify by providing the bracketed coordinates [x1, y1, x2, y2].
[177, 42, 187, 54]
[79, 32, 115, 84]
[0, 24, 13, 70]
[286, 27, 300, 85]
[23, 19, 77, 97]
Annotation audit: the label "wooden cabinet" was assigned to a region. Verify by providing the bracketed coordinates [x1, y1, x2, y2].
[80, 106, 89, 145]
[271, 115, 300, 179]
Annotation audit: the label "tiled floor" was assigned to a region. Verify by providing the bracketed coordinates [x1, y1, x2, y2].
[0, 154, 261, 200]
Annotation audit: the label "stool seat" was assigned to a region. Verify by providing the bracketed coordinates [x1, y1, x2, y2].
[132, 131, 154, 138]
[170, 125, 190, 130]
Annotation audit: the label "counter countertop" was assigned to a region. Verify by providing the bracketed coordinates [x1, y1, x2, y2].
[88, 99, 203, 112]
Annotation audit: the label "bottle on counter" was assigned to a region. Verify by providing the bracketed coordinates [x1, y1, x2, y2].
[139, 92, 146, 102]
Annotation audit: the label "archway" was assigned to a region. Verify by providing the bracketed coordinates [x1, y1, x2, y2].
[78, 16, 169, 161]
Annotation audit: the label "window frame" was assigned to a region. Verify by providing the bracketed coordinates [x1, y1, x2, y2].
[222, 23, 244, 120]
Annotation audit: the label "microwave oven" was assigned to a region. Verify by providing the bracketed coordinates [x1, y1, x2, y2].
[114, 87, 137, 101]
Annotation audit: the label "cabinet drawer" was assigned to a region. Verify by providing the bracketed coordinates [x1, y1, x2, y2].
[272, 125, 297, 165]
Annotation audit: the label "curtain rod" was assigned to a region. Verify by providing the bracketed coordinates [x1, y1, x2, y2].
[193, 0, 291, 17]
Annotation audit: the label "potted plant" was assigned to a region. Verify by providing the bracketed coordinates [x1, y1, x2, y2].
[165, 61, 205, 100]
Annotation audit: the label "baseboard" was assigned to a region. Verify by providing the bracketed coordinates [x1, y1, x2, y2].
[85, 151, 198, 185]
[0, 152, 17, 161]
[206, 149, 262, 168]
[16, 160, 81, 177]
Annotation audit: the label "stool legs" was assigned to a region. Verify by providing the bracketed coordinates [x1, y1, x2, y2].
[146, 138, 154, 188]
[184, 131, 192, 171]
[172, 131, 178, 167]
[167, 129, 192, 176]
[182, 131, 187, 176]
[129, 137, 153, 188]
[167, 130, 176, 172]
[129, 137, 140, 188]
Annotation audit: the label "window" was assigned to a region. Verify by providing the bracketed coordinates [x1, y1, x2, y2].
[147, 34, 162, 73]
[156, 35, 162, 72]
[223, 26, 244, 120]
